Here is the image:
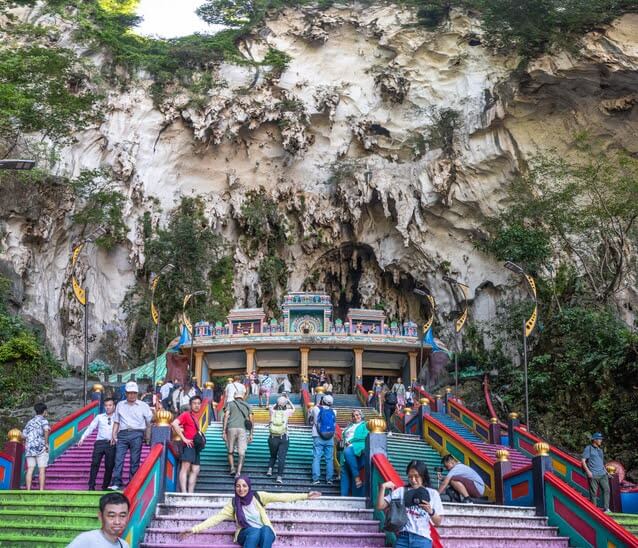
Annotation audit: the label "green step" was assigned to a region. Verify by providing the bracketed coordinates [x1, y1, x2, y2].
[610, 513, 638, 534]
[0, 491, 104, 505]
[0, 535, 70, 547]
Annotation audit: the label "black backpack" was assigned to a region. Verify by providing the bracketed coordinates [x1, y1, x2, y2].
[385, 391, 398, 406]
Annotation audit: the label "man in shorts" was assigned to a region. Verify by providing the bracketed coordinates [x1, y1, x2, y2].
[23, 403, 50, 491]
[67, 492, 130, 547]
[172, 395, 204, 493]
[437, 454, 485, 502]
[222, 384, 253, 477]
[259, 372, 274, 407]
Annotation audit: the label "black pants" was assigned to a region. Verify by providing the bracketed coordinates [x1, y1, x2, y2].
[268, 434, 289, 476]
[89, 440, 116, 490]
[384, 404, 396, 428]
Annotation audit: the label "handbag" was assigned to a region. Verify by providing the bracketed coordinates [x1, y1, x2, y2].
[190, 412, 207, 450]
[234, 401, 253, 432]
[383, 490, 408, 533]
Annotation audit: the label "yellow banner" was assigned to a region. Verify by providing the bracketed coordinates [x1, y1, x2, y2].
[151, 302, 159, 325]
[72, 276, 86, 306]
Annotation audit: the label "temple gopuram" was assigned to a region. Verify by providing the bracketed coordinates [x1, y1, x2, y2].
[184, 292, 430, 392]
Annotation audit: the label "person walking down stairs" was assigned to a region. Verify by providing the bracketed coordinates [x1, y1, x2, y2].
[340, 409, 369, 495]
[391, 377, 407, 408]
[224, 384, 253, 478]
[267, 395, 295, 484]
[179, 475, 322, 548]
[172, 395, 205, 493]
[377, 460, 444, 548]
[310, 394, 336, 486]
[78, 397, 116, 491]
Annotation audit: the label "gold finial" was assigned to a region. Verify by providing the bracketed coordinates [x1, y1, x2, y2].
[508, 412, 519, 420]
[227, 377, 234, 383]
[155, 409, 173, 426]
[534, 442, 550, 457]
[367, 417, 387, 433]
[307, 402, 315, 409]
[403, 407, 413, 415]
[315, 386, 326, 394]
[368, 390, 374, 396]
[7, 429, 23, 442]
[92, 383, 104, 393]
[204, 381, 214, 389]
[435, 394, 442, 400]
[156, 381, 163, 386]
[445, 387, 452, 394]
[300, 375, 307, 382]
[419, 398, 429, 406]
[606, 464, 617, 475]
[490, 417, 499, 424]
[495, 449, 510, 462]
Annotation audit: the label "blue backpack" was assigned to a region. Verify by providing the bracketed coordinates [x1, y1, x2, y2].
[317, 407, 336, 440]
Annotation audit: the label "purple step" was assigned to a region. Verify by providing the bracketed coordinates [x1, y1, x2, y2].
[473, 442, 531, 471]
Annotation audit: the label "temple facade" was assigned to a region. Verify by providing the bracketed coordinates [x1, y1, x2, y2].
[184, 292, 429, 392]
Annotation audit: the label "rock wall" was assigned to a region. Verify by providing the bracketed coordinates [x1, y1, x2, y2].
[2, 5, 637, 367]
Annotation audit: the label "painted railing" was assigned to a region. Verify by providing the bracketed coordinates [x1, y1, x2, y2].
[301, 389, 312, 423]
[356, 384, 369, 406]
[423, 414, 496, 500]
[123, 443, 164, 548]
[163, 442, 180, 494]
[502, 464, 534, 507]
[544, 472, 638, 548]
[196, 399, 211, 433]
[0, 450, 17, 489]
[404, 410, 421, 435]
[511, 426, 590, 498]
[215, 394, 226, 422]
[447, 398, 491, 442]
[49, 400, 100, 462]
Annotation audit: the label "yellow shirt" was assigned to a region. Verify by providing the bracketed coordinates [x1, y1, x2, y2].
[191, 491, 310, 541]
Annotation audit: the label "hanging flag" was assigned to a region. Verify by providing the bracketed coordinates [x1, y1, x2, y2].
[424, 327, 450, 354]
[173, 324, 191, 350]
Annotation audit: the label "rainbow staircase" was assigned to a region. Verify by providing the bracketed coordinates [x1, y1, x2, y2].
[245, 394, 306, 426]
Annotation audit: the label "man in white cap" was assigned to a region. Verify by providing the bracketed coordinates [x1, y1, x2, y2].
[222, 383, 253, 478]
[310, 394, 336, 486]
[108, 381, 153, 491]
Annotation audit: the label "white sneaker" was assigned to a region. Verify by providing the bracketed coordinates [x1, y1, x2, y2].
[266, 467, 273, 477]
[276, 476, 283, 484]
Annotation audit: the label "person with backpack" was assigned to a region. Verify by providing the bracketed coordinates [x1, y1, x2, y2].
[172, 395, 206, 493]
[172, 382, 191, 413]
[159, 379, 174, 410]
[376, 460, 444, 548]
[310, 394, 336, 486]
[267, 396, 295, 484]
[384, 388, 398, 428]
[179, 475, 321, 546]
[223, 385, 253, 478]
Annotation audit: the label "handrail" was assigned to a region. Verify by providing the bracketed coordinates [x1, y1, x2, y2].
[356, 384, 369, 406]
[544, 472, 638, 547]
[503, 463, 533, 481]
[193, 398, 210, 433]
[123, 443, 163, 499]
[414, 386, 436, 401]
[448, 397, 490, 430]
[514, 426, 582, 469]
[425, 414, 495, 465]
[50, 400, 99, 433]
[483, 374, 507, 429]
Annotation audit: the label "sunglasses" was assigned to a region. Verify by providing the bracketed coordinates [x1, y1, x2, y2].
[107, 417, 112, 426]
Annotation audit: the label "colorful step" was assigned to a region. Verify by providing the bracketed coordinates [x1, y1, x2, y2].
[387, 431, 447, 486]
[610, 513, 638, 536]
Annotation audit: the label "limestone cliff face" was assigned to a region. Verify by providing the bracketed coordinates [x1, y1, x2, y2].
[2, 5, 637, 367]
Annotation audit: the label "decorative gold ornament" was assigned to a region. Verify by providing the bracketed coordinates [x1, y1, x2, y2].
[307, 402, 315, 409]
[403, 407, 413, 415]
[156, 381, 163, 386]
[534, 442, 550, 457]
[445, 387, 452, 394]
[7, 429, 23, 442]
[435, 394, 442, 400]
[490, 417, 499, 424]
[495, 449, 510, 462]
[204, 381, 215, 389]
[315, 386, 326, 394]
[419, 398, 429, 406]
[508, 412, 519, 420]
[155, 409, 173, 426]
[367, 417, 387, 433]
[227, 377, 234, 383]
[606, 464, 617, 475]
[92, 383, 104, 393]
[368, 390, 374, 396]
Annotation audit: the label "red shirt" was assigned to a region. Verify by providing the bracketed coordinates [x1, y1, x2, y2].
[177, 412, 199, 441]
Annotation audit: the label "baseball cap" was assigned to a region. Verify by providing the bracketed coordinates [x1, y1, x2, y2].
[125, 381, 139, 393]
[591, 432, 603, 440]
[322, 395, 333, 406]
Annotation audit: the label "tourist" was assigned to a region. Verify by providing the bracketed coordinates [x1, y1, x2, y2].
[23, 402, 50, 491]
[383, 387, 398, 429]
[340, 409, 369, 495]
[79, 397, 116, 491]
[391, 377, 407, 408]
[179, 475, 322, 546]
[267, 395, 295, 484]
[259, 372, 274, 407]
[140, 384, 154, 406]
[172, 382, 191, 413]
[309, 369, 319, 394]
[67, 492, 130, 548]
[250, 369, 259, 396]
[581, 432, 611, 512]
[159, 378, 174, 410]
[108, 381, 153, 491]
[172, 395, 205, 493]
[310, 394, 336, 485]
[376, 460, 444, 548]
[223, 384, 253, 477]
[437, 454, 485, 503]
[225, 376, 244, 404]
[323, 377, 333, 396]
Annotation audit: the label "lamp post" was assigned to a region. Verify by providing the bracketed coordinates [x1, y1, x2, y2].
[183, 290, 207, 379]
[70, 226, 107, 405]
[442, 275, 469, 396]
[0, 159, 36, 170]
[504, 261, 538, 430]
[150, 263, 175, 386]
[414, 287, 436, 390]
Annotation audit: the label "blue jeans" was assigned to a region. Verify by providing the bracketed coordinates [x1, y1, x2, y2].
[340, 446, 365, 495]
[111, 430, 143, 485]
[312, 437, 334, 482]
[237, 526, 275, 548]
[395, 532, 432, 548]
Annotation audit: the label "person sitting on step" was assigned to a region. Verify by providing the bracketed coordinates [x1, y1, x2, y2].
[437, 454, 485, 503]
[267, 395, 295, 484]
[376, 460, 444, 548]
[179, 475, 322, 547]
[340, 409, 369, 495]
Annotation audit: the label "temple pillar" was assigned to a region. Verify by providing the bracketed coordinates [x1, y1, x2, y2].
[300, 346, 310, 379]
[246, 348, 256, 376]
[353, 347, 363, 381]
[194, 351, 204, 386]
[408, 351, 418, 384]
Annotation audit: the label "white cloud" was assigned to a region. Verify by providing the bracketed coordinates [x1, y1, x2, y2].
[135, 0, 224, 38]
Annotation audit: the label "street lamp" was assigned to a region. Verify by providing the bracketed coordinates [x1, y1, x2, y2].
[183, 290, 207, 380]
[150, 263, 175, 386]
[442, 275, 469, 395]
[0, 159, 36, 170]
[414, 287, 436, 390]
[70, 226, 108, 405]
[504, 261, 538, 430]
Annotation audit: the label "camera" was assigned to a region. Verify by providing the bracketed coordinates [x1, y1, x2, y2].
[435, 466, 443, 473]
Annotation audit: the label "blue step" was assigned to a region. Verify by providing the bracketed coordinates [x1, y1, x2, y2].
[246, 393, 302, 405]
[329, 395, 361, 407]
[431, 412, 483, 444]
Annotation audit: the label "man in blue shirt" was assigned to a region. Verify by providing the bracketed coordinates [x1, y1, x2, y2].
[581, 432, 610, 512]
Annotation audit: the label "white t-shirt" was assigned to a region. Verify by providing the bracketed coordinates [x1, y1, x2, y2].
[225, 382, 244, 403]
[67, 529, 130, 548]
[242, 500, 265, 529]
[446, 463, 485, 495]
[384, 487, 444, 540]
